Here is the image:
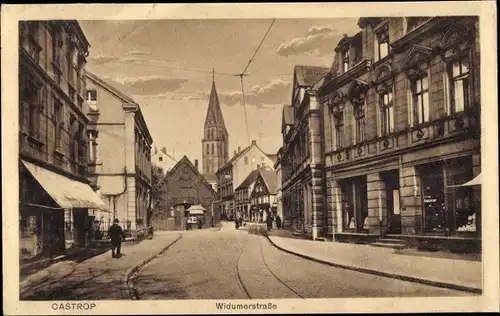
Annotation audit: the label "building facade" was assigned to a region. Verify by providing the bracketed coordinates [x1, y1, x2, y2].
[280, 65, 330, 240]
[19, 21, 106, 261]
[86, 71, 153, 236]
[234, 169, 260, 221]
[274, 147, 284, 223]
[216, 140, 276, 220]
[250, 168, 278, 223]
[202, 77, 229, 190]
[318, 16, 481, 252]
[151, 156, 218, 230]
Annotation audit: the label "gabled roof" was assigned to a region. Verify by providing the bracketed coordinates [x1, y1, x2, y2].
[235, 169, 260, 191]
[86, 70, 137, 105]
[266, 154, 278, 165]
[165, 155, 216, 195]
[258, 169, 278, 195]
[219, 141, 275, 170]
[294, 65, 330, 87]
[204, 80, 227, 130]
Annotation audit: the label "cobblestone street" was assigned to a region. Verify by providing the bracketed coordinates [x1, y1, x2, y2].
[131, 222, 472, 299]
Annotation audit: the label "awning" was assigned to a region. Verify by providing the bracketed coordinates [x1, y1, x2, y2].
[187, 204, 206, 215]
[447, 173, 482, 188]
[21, 160, 108, 211]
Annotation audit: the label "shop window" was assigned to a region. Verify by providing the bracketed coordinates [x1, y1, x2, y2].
[411, 74, 430, 125]
[380, 91, 394, 135]
[420, 163, 446, 232]
[334, 111, 344, 149]
[445, 157, 476, 232]
[375, 24, 390, 61]
[448, 57, 471, 114]
[341, 181, 355, 230]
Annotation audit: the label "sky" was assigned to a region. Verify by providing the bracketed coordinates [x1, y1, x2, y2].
[79, 18, 361, 170]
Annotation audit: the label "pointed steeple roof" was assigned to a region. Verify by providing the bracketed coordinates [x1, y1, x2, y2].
[204, 75, 227, 130]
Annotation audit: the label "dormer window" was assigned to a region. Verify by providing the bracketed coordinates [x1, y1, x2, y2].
[342, 48, 350, 72]
[375, 24, 390, 61]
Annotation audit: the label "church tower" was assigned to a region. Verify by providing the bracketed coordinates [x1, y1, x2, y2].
[202, 70, 229, 178]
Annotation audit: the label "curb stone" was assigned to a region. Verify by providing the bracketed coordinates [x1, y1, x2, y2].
[123, 234, 182, 299]
[264, 234, 482, 294]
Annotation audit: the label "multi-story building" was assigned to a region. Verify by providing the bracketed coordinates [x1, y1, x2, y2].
[151, 156, 218, 230]
[280, 65, 330, 240]
[234, 169, 260, 220]
[216, 140, 276, 220]
[250, 167, 278, 223]
[86, 71, 153, 236]
[202, 76, 229, 191]
[318, 16, 481, 252]
[19, 21, 107, 261]
[274, 147, 284, 223]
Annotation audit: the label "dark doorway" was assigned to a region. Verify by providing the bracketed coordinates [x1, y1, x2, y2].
[381, 170, 401, 234]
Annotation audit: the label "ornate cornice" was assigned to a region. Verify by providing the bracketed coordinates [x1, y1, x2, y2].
[319, 59, 372, 95]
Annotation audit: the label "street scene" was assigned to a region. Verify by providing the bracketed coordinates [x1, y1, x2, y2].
[16, 13, 484, 304]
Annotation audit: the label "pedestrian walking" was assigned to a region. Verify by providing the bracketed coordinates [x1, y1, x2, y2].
[276, 215, 282, 230]
[108, 219, 125, 258]
[235, 217, 240, 229]
[266, 213, 273, 231]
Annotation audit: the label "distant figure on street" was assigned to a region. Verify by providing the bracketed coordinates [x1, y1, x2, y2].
[235, 217, 240, 229]
[108, 219, 125, 258]
[197, 218, 203, 229]
[276, 215, 282, 230]
[266, 214, 273, 231]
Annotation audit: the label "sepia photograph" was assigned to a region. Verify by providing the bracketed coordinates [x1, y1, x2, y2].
[2, 2, 499, 315]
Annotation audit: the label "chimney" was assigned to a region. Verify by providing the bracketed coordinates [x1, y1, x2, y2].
[194, 159, 199, 170]
[238, 146, 241, 153]
[252, 140, 256, 145]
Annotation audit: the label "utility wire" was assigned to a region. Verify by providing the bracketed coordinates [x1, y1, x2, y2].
[241, 19, 276, 75]
[237, 18, 277, 145]
[239, 75, 250, 142]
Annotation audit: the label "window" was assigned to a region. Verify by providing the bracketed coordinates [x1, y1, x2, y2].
[342, 48, 350, 72]
[380, 91, 394, 135]
[69, 115, 77, 164]
[27, 22, 41, 62]
[25, 77, 42, 138]
[51, 26, 60, 64]
[448, 57, 470, 114]
[411, 75, 430, 125]
[354, 101, 365, 144]
[334, 111, 344, 149]
[375, 24, 390, 61]
[206, 144, 210, 154]
[260, 156, 265, 162]
[54, 99, 63, 149]
[88, 132, 98, 163]
[87, 89, 97, 101]
[211, 144, 214, 155]
[244, 156, 249, 165]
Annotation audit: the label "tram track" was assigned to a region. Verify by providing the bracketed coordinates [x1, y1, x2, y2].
[235, 226, 304, 299]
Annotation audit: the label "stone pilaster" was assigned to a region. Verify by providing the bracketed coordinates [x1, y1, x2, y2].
[329, 178, 343, 234]
[399, 165, 422, 235]
[366, 173, 388, 235]
[311, 167, 326, 239]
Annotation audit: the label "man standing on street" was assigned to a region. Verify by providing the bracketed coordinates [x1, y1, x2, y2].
[108, 219, 125, 258]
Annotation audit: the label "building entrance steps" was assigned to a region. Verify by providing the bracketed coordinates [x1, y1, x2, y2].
[265, 235, 482, 294]
[370, 238, 409, 250]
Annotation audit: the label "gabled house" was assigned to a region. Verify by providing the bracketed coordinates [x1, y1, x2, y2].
[250, 168, 278, 223]
[152, 156, 218, 231]
[215, 140, 276, 220]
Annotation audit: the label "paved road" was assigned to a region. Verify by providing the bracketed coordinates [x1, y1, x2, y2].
[132, 223, 471, 299]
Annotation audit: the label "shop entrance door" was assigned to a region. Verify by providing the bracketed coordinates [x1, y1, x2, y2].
[382, 171, 401, 234]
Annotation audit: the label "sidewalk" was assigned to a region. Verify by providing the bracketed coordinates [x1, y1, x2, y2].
[266, 233, 482, 293]
[20, 233, 181, 300]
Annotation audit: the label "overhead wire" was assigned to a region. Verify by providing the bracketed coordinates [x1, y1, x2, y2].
[237, 18, 277, 144]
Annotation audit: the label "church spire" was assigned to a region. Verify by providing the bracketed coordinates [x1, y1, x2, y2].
[204, 73, 227, 131]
